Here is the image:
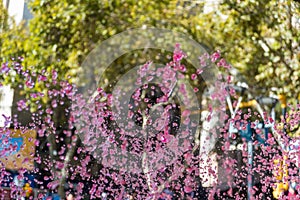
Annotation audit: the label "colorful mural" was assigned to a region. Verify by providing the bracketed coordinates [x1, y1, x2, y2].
[0, 129, 36, 170]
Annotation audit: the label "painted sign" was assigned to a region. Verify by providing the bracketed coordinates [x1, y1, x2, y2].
[0, 129, 36, 170]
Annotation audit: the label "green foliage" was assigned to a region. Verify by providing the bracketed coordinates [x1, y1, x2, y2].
[0, 0, 211, 126]
[200, 0, 300, 99]
[1, 0, 209, 84]
[1, 0, 299, 110]
[0, 1, 8, 32]
[26, 0, 198, 83]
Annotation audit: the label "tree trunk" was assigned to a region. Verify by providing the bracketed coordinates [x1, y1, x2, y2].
[57, 135, 78, 198]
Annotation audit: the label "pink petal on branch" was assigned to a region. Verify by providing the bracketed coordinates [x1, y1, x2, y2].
[211, 50, 221, 62]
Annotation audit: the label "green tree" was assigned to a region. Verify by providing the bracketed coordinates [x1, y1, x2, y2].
[0, 1, 8, 33]
[198, 0, 300, 99]
[0, 1, 211, 198]
[1, 0, 210, 118]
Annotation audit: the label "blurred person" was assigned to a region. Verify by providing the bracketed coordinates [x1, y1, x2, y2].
[287, 178, 298, 199]
[124, 194, 134, 200]
[23, 183, 33, 199]
[158, 188, 174, 200]
[66, 193, 74, 200]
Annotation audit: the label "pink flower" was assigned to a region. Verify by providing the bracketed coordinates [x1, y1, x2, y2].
[25, 78, 34, 88]
[173, 43, 186, 62]
[38, 75, 48, 82]
[196, 68, 203, 74]
[173, 53, 184, 62]
[1, 63, 10, 74]
[217, 58, 226, 67]
[179, 65, 186, 72]
[182, 110, 191, 117]
[17, 99, 27, 111]
[52, 69, 58, 78]
[191, 73, 197, 80]
[211, 50, 221, 62]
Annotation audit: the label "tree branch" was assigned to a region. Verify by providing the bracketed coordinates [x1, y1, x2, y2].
[57, 135, 78, 198]
[259, 37, 294, 75]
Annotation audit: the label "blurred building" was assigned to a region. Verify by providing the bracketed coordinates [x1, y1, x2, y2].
[0, 86, 13, 127]
[2, 0, 32, 25]
[1, 0, 33, 127]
